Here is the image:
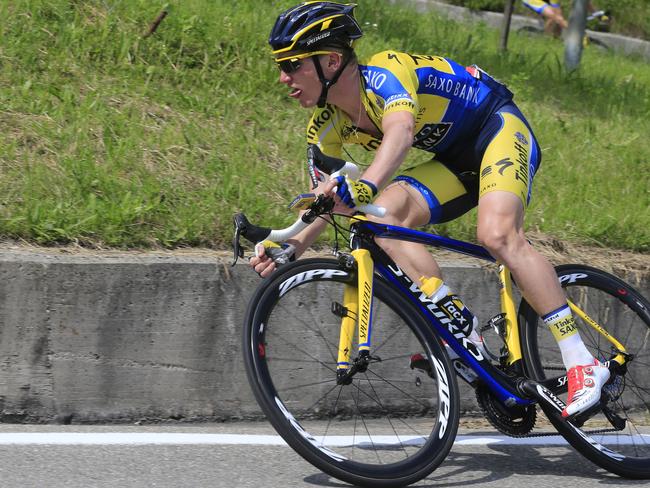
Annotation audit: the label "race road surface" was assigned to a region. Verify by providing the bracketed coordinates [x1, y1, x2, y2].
[0, 422, 644, 488]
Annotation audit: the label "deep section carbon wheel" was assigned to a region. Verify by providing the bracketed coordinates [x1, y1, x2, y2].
[520, 264, 650, 479]
[243, 258, 460, 487]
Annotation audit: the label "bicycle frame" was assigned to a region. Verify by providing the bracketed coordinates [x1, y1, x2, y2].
[335, 217, 630, 407]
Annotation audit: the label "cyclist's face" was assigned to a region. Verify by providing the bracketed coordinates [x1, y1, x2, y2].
[278, 54, 327, 108]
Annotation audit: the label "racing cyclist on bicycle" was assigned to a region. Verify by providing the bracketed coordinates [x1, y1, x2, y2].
[249, 1, 610, 419]
[522, 1, 609, 37]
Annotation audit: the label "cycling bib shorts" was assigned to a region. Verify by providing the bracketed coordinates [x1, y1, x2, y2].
[395, 103, 541, 224]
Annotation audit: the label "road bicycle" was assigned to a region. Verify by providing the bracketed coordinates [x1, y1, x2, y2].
[232, 161, 649, 487]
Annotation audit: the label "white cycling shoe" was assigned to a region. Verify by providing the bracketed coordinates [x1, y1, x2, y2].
[562, 359, 611, 418]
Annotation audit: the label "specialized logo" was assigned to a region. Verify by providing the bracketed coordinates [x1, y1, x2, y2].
[413, 122, 453, 150]
[306, 31, 331, 46]
[275, 397, 346, 462]
[495, 157, 514, 175]
[279, 269, 348, 297]
[359, 280, 372, 339]
[535, 384, 566, 413]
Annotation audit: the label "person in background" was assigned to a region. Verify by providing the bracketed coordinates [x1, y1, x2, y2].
[522, 0, 609, 37]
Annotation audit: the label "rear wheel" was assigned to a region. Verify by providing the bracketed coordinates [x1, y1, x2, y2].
[243, 258, 460, 487]
[520, 264, 650, 479]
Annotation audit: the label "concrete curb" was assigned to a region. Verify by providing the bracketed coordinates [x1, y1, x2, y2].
[0, 248, 647, 423]
[0, 249, 488, 423]
[388, 0, 650, 60]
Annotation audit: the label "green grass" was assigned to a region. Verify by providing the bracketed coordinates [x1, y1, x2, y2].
[0, 0, 648, 251]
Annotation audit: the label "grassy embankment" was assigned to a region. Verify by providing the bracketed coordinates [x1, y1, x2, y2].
[0, 0, 648, 252]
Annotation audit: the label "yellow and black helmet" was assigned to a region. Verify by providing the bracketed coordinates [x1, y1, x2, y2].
[269, 2, 362, 59]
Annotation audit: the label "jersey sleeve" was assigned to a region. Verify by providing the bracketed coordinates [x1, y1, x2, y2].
[362, 51, 419, 118]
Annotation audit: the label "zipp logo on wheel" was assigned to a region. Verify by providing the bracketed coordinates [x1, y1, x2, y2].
[559, 273, 588, 285]
[279, 269, 348, 297]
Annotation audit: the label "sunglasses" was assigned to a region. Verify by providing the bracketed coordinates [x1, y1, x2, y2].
[277, 58, 303, 74]
[274, 51, 335, 74]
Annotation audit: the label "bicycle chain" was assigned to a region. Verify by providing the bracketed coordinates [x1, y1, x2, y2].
[523, 427, 619, 437]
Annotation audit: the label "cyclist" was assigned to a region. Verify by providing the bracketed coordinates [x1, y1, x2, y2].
[250, 1, 610, 418]
[522, 1, 609, 37]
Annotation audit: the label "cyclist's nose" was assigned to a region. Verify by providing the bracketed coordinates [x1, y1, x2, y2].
[279, 70, 292, 83]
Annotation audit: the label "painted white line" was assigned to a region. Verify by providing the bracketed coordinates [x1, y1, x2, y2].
[0, 433, 647, 446]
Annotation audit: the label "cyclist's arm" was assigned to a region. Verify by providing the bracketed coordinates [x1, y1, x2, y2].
[360, 111, 415, 190]
[322, 110, 415, 198]
[249, 176, 337, 278]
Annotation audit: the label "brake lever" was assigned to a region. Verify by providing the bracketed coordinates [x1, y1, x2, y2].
[232, 214, 246, 267]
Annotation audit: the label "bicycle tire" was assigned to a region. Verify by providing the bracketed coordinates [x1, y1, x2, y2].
[243, 258, 460, 487]
[520, 264, 650, 479]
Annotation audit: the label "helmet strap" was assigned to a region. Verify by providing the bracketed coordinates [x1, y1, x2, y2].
[312, 52, 351, 108]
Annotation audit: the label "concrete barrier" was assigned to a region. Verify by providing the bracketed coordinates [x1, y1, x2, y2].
[0, 248, 647, 423]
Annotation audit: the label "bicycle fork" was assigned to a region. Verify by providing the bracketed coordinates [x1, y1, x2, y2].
[335, 249, 376, 385]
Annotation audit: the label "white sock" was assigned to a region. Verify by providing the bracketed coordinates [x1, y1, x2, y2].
[543, 304, 593, 369]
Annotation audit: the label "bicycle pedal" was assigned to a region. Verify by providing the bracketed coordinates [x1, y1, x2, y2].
[567, 402, 602, 427]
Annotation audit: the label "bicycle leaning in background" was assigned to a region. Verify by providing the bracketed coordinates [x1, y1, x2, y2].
[232, 159, 650, 487]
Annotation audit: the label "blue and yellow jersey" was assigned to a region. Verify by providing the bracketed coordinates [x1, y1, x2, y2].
[306, 50, 512, 160]
[521, 0, 561, 15]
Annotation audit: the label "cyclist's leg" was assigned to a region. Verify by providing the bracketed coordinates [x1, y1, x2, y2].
[522, 0, 567, 35]
[371, 163, 489, 354]
[475, 106, 608, 417]
[370, 161, 475, 284]
[543, 3, 567, 35]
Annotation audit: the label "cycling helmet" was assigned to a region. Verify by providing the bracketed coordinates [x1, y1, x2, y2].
[269, 2, 363, 108]
[269, 2, 363, 58]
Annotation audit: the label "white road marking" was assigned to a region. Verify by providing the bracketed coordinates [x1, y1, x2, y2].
[0, 433, 646, 446]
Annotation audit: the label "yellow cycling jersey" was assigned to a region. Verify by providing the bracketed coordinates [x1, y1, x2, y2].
[306, 50, 513, 160]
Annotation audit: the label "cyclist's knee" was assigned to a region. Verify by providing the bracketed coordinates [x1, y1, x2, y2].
[477, 225, 526, 260]
[371, 182, 430, 228]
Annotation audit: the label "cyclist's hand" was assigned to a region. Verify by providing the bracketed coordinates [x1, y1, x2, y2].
[249, 240, 295, 278]
[331, 176, 377, 209]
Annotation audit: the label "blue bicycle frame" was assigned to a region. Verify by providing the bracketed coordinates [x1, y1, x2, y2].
[349, 218, 535, 407]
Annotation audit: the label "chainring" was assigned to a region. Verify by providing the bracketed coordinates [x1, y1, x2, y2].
[475, 385, 537, 437]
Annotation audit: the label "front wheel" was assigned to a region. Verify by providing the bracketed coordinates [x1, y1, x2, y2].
[520, 264, 650, 479]
[243, 258, 460, 487]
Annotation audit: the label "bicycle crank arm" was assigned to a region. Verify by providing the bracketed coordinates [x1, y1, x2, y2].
[517, 379, 567, 414]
